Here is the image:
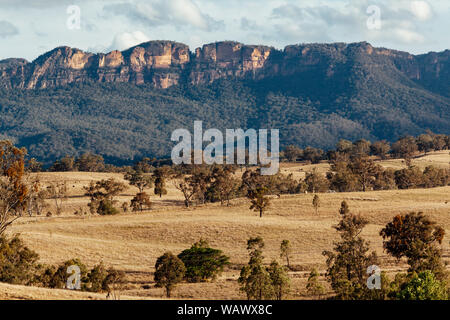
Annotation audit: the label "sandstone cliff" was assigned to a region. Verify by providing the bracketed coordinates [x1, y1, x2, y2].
[0, 41, 448, 95]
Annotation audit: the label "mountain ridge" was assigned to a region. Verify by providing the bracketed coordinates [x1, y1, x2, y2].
[0, 41, 449, 164]
[0, 41, 449, 97]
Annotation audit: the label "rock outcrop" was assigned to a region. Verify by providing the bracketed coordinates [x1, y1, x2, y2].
[0, 41, 448, 93]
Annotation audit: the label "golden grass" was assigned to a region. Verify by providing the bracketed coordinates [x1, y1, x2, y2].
[2, 151, 449, 300]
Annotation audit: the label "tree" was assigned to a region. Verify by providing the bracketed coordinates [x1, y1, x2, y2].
[370, 140, 390, 160]
[26, 158, 43, 172]
[268, 260, 290, 300]
[283, 145, 302, 162]
[124, 170, 153, 193]
[47, 181, 68, 215]
[302, 147, 324, 164]
[189, 167, 213, 204]
[352, 139, 371, 158]
[103, 268, 126, 300]
[380, 212, 446, 280]
[206, 165, 239, 205]
[394, 166, 424, 189]
[280, 240, 292, 269]
[133, 157, 154, 173]
[177, 239, 230, 282]
[75, 153, 105, 172]
[0, 141, 29, 235]
[306, 268, 325, 298]
[153, 166, 171, 198]
[397, 271, 448, 300]
[336, 139, 353, 154]
[130, 192, 152, 212]
[312, 195, 320, 215]
[84, 178, 127, 215]
[348, 157, 382, 192]
[49, 155, 76, 172]
[327, 161, 360, 192]
[248, 187, 270, 218]
[322, 201, 378, 299]
[391, 136, 418, 165]
[24, 177, 49, 216]
[417, 134, 434, 154]
[154, 252, 186, 298]
[173, 177, 196, 208]
[304, 168, 329, 193]
[238, 237, 274, 300]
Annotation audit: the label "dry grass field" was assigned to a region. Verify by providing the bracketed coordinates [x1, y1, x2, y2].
[2, 151, 450, 300]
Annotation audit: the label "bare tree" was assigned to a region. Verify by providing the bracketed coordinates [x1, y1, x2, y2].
[47, 181, 68, 215]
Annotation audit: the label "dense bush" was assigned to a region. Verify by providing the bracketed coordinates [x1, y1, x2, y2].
[0, 235, 39, 285]
[397, 271, 448, 300]
[178, 239, 230, 282]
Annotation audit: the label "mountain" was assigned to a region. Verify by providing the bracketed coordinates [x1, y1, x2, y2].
[0, 41, 449, 164]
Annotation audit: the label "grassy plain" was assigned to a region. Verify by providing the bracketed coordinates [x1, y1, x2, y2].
[3, 151, 450, 299]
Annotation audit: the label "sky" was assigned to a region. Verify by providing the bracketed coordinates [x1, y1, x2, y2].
[0, 0, 449, 61]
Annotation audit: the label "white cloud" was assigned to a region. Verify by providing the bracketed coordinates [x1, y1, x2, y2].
[392, 28, 425, 43]
[104, 0, 223, 31]
[0, 20, 18, 38]
[108, 31, 150, 51]
[410, 1, 433, 21]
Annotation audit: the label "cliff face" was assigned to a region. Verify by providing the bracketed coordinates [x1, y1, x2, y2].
[0, 41, 448, 94]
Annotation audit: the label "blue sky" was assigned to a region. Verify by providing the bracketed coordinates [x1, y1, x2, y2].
[0, 0, 449, 61]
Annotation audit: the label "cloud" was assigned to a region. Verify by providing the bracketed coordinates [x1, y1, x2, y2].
[108, 31, 150, 51]
[104, 0, 224, 31]
[0, 20, 18, 38]
[409, 1, 433, 21]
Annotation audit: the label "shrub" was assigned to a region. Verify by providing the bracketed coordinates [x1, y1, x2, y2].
[0, 235, 39, 285]
[45, 258, 89, 289]
[97, 200, 119, 215]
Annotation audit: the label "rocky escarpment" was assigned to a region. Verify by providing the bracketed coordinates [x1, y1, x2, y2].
[0, 41, 448, 93]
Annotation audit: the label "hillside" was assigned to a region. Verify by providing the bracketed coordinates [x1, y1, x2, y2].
[0, 41, 449, 164]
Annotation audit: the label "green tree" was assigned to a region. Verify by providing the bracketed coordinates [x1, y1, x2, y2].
[0, 234, 39, 285]
[84, 178, 127, 215]
[154, 252, 186, 298]
[322, 201, 378, 299]
[238, 237, 274, 300]
[268, 260, 290, 300]
[248, 187, 271, 218]
[397, 271, 448, 300]
[306, 268, 325, 298]
[280, 240, 292, 269]
[153, 167, 170, 198]
[177, 239, 230, 282]
[124, 170, 154, 193]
